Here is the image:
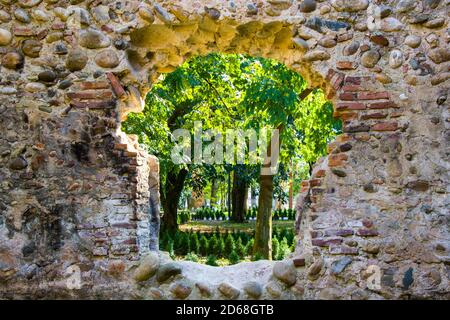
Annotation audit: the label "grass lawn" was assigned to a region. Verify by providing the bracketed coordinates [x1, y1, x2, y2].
[179, 220, 294, 234]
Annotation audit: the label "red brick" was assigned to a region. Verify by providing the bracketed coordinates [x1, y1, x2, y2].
[339, 92, 357, 101]
[301, 181, 309, 187]
[338, 112, 358, 120]
[111, 222, 136, 229]
[329, 245, 359, 255]
[358, 92, 389, 100]
[360, 112, 388, 120]
[124, 151, 138, 157]
[341, 84, 364, 92]
[367, 101, 398, 109]
[328, 153, 348, 167]
[345, 76, 370, 85]
[337, 61, 358, 70]
[309, 178, 322, 187]
[356, 228, 379, 237]
[13, 26, 37, 36]
[80, 81, 110, 90]
[371, 121, 398, 131]
[114, 143, 128, 150]
[337, 102, 365, 110]
[70, 100, 115, 109]
[324, 229, 354, 237]
[315, 170, 326, 178]
[362, 219, 373, 228]
[67, 90, 113, 100]
[311, 238, 343, 247]
[293, 257, 306, 267]
[106, 72, 126, 98]
[52, 22, 66, 30]
[344, 123, 371, 133]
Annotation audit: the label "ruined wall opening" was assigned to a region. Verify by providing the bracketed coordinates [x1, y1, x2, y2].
[121, 52, 342, 267]
[1, 0, 448, 300]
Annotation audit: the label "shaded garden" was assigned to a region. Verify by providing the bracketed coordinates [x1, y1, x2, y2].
[123, 53, 341, 264]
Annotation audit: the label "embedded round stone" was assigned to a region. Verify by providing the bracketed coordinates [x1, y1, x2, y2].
[66, 49, 88, 71]
[170, 279, 193, 299]
[138, 6, 155, 22]
[133, 251, 160, 282]
[2, 51, 24, 69]
[79, 29, 110, 49]
[380, 17, 403, 32]
[331, 0, 369, 12]
[389, 50, 403, 69]
[38, 70, 57, 82]
[9, 156, 28, 170]
[0, 28, 12, 46]
[299, 0, 317, 13]
[318, 36, 337, 48]
[428, 48, 450, 64]
[273, 261, 297, 286]
[343, 41, 360, 56]
[25, 82, 46, 92]
[361, 49, 380, 68]
[292, 37, 308, 51]
[94, 49, 119, 68]
[404, 35, 421, 48]
[22, 39, 43, 58]
[14, 8, 31, 23]
[92, 5, 110, 24]
[304, 50, 331, 61]
[243, 281, 263, 298]
[156, 262, 182, 282]
[32, 9, 51, 22]
[18, 0, 42, 8]
[218, 283, 240, 299]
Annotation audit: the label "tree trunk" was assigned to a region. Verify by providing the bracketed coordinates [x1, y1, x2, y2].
[289, 160, 294, 210]
[227, 170, 231, 216]
[231, 169, 247, 222]
[161, 168, 188, 231]
[210, 178, 218, 206]
[254, 173, 274, 259]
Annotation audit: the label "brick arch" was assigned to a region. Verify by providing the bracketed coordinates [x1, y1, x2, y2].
[0, 0, 448, 299]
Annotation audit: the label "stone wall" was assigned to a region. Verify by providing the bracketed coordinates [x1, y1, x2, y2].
[0, 0, 448, 299]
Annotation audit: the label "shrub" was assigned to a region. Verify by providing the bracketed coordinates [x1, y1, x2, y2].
[177, 232, 190, 255]
[166, 239, 174, 258]
[216, 237, 225, 257]
[224, 234, 235, 256]
[199, 235, 209, 256]
[246, 239, 254, 256]
[186, 252, 199, 262]
[190, 233, 200, 254]
[252, 252, 264, 261]
[206, 254, 218, 266]
[228, 250, 240, 265]
[208, 235, 218, 256]
[272, 237, 280, 260]
[235, 237, 246, 258]
[278, 237, 291, 260]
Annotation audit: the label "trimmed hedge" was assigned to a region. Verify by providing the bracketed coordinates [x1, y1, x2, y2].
[177, 207, 296, 224]
[159, 227, 295, 262]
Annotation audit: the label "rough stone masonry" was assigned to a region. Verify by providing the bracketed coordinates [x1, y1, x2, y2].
[0, 0, 448, 299]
